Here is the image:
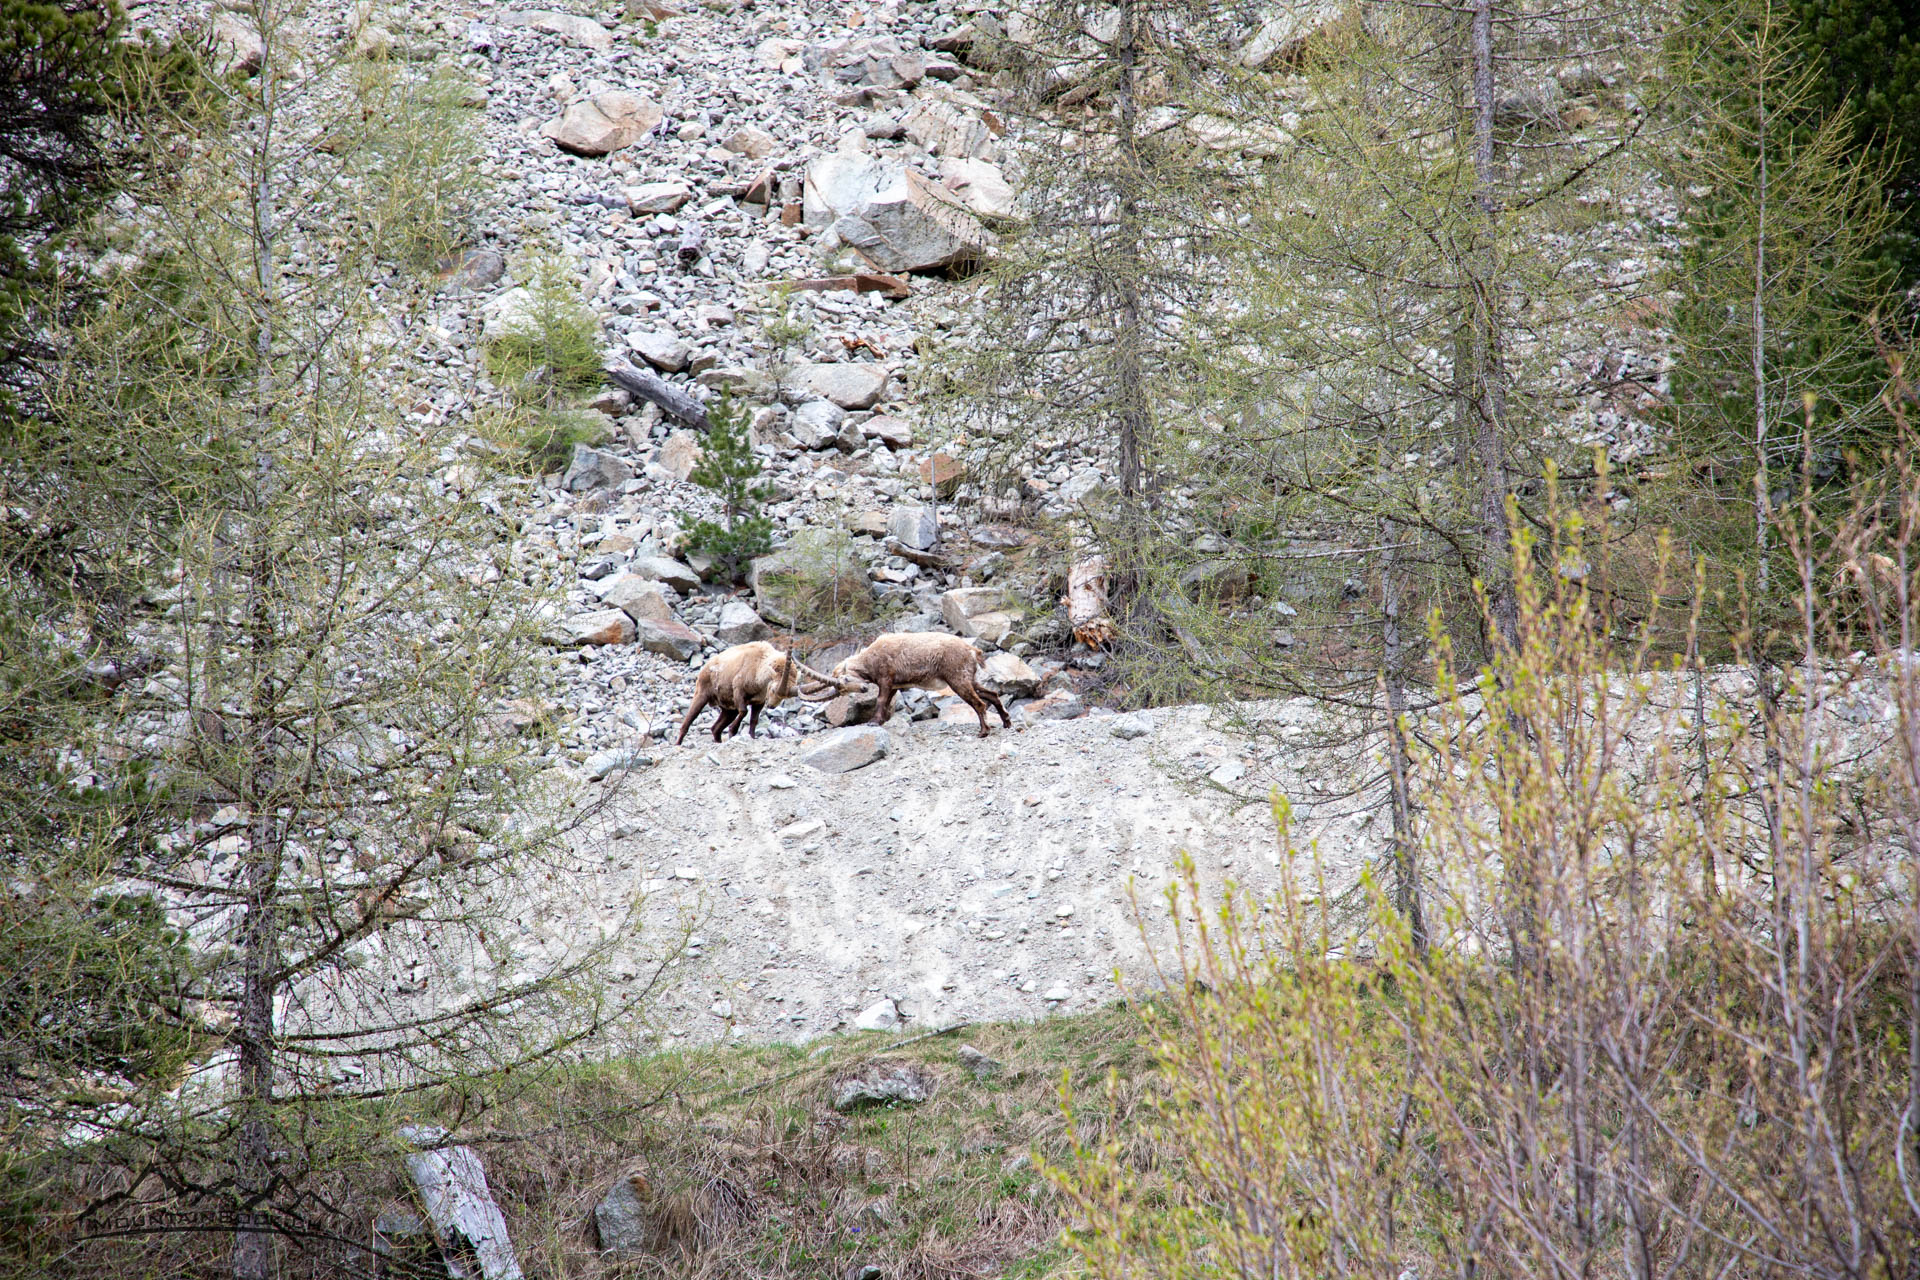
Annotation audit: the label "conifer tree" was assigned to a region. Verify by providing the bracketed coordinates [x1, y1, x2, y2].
[683, 391, 773, 583]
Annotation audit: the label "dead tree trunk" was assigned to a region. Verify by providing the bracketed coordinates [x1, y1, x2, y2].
[603, 358, 711, 430]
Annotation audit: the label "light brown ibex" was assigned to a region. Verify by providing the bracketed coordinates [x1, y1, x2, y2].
[675, 641, 850, 745]
[811, 632, 1011, 738]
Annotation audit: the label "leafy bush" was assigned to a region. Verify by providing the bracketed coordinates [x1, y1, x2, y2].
[750, 528, 875, 631]
[680, 393, 773, 582]
[481, 255, 605, 406]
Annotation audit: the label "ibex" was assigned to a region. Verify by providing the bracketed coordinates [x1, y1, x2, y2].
[675, 641, 849, 745]
[812, 632, 1012, 738]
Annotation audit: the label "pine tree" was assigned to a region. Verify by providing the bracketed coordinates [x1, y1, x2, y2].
[682, 391, 773, 584]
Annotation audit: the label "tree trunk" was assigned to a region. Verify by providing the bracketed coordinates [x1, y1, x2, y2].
[604, 358, 711, 431]
[1463, 0, 1517, 655]
[1380, 518, 1427, 955]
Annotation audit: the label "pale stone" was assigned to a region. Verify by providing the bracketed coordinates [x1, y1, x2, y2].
[542, 91, 663, 156]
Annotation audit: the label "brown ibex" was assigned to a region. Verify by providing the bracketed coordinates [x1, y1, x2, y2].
[675, 642, 848, 745]
[814, 632, 1012, 738]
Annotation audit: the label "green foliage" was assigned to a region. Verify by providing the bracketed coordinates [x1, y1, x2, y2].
[681, 392, 773, 583]
[1789, 0, 1920, 284]
[344, 63, 487, 269]
[520, 407, 609, 475]
[751, 527, 875, 631]
[481, 254, 606, 406]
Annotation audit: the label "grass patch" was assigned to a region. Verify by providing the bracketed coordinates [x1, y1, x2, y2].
[483, 254, 606, 406]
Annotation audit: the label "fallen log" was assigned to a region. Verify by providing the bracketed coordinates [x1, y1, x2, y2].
[603, 358, 710, 431]
[398, 1125, 522, 1280]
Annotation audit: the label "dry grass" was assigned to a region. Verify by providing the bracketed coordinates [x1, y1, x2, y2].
[39, 1004, 1158, 1280]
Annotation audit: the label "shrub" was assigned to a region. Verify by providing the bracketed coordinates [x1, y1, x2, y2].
[481, 254, 604, 406]
[750, 528, 875, 631]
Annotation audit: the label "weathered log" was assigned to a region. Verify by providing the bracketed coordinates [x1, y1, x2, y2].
[1067, 555, 1115, 649]
[676, 222, 705, 265]
[602, 358, 710, 431]
[399, 1125, 523, 1280]
[780, 272, 911, 300]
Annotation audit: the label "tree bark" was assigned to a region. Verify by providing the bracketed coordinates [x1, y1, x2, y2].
[1462, 0, 1517, 655]
[1380, 518, 1427, 956]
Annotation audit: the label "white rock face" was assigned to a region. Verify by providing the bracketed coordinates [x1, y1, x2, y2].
[853, 998, 901, 1031]
[624, 181, 691, 213]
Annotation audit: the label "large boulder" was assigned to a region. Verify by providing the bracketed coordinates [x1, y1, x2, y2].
[802, 152, 994, 275]
[563, 445, 634, 493]
[593, 1174, 652, 1255]
[904, 96, 1000, 160]
[749, 532, 875, 626]
[629, 330, 690, 372]
[979, 651, 1040, 697]
[831, 1061, 935, 1110]
[594, 574, 674, 624]
[629, 556, 701, 593]
[802, 36, 925, 89]
[542, 91, 663, 156]
[1240, 2, 1345, 68]
[715, 600, 772, 644]
[791, 399, 846, 449]
[503, 9, 613, 49]
[801, 725, 890, 774]
[939, 157, 1016, 221]
[941, 586, 1021, 646]
[634, 616, 703, 661]
[549, 609, 637, 647]
[800, 362, 889, 410]
[624, 180, 691, 213]
[888, 504, 939, 551]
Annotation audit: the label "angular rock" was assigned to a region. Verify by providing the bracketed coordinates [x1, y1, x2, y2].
[791, 399, 846, 449]
[550, 609, 637, 647]
[563, 445, 634, 493]
[629, 556, 701, 593]
[979, 651, 1040, 697]
[957, 1044, 1003, 1080]
[804, 36, 925, 89]
[715, 600, 771, 645]
[634, 616, 703, 661]
[939, 157, 1016, 221]
[657, 431, 701, 481]
[854, 997, 901, 1031]
[584, 748, 650, 781]
[722, 126, 777, 159]
[504, 9, 613, 50]
[594, 574, 674, 624]
[353, 23, 395, 58]
[800, 725, 889, 774]
[211, 11, 265, 75]
[920, 452, 964, 496]
[542, 91, 663, 156]
[888, 504, 938, 551]
[825, 688, 879, 726]
[1110, 713, 1153, 741]
[861, 414, 912, 448]
[941, 586, 1015, 637]
[443, 246, 505, 291]
[750, 534, 875, 625]
[1021, 689, 1086, 721]
[849, 510, 890, 538]
[831, 1061, 935, 1111]
[802, 153, 994, 274]
[1240, 2, 1345, 69]
[624, 180, 691, 213]
[801, 362, 889, 410]
[904, 96, 1000, 160]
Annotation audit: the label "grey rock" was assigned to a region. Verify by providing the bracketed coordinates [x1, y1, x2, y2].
[630, 330, 691, 373]
[802, 153, 994, 274]
[854, 997, 901, 1031]
[657, 432, 701, 481]
[903, 97, 999, 160]
[979, 651, 1039, 697]
[625, 180, 691, 213]
[505, 9, 613, 50]
[791, 399, 846, 449]
[1110, 713, 1152, 741]
[804, 36, 925, 88]
[831, 1061, 935, 1111]
[563, 445, 634, 493]
[722, 126, 778, 158]
[801, 362, 889, 410]
[593, 1175, 650, 1255]
[957, 1044, 1003, 1081]
[584, 748, 651, 781]
[595, 574, 674, 624]
[887, 504, 938, 551]
[1180, 558, 1253, 602]
[844, 1265, 884, 1280]
[861, 414, 913, 448]
[549, 609, 637, 647]
[715, 600, 772, 645]
[800, 725, 889, 773]
[634, 616, 703, 661]
[542, 91, 663, 156]
[211, 11, 265, 75]
[445, 247, 505, 290]
[629, 556, 701, 593]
